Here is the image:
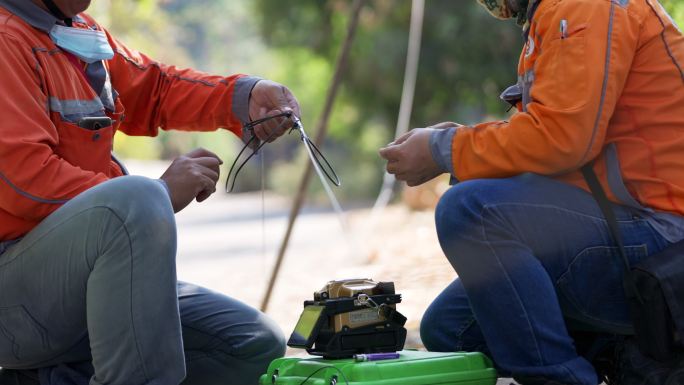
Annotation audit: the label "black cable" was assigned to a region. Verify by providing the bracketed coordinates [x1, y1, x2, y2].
[289, 118, 341, 187]
[297, 365, 351, 385]
[302, 136, 341, 187]
[226, 113, 341, 192]
[225, 113, 292, 193]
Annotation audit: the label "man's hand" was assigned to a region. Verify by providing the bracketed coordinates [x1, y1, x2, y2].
[248, 80, 301, 142]
[379, 122, 460, 187]
[160, 148, 222, 213]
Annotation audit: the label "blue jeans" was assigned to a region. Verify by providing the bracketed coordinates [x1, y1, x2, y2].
[0, 176, 285, 385]
[420, 174, 672, 385]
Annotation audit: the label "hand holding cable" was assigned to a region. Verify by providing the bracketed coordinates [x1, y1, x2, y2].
[248, 80, 301, 142]
[379, 126, 450, 187]
[226, 113, 340, 193]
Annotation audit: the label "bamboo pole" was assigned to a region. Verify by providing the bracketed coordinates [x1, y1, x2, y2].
[371, 0, 425, 215]
[261, 0, 367, 312]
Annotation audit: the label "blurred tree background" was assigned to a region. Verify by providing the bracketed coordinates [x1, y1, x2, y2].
[91, 0, 684, 201]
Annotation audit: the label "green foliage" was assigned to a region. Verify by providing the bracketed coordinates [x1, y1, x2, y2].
[253, 0, 521, 199]
[91, 0, 522, 198]
[256, 1, 521, 130]
[662, 0, 684, 27]
[91, 0, 270, 166]
[93, 0, 684, 200]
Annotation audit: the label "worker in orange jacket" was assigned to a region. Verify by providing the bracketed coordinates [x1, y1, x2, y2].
[0, 0, 300, 384]
[380, 0, 684, 384]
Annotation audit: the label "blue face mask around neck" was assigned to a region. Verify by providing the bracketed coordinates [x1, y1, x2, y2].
[49, 24, 114, 63]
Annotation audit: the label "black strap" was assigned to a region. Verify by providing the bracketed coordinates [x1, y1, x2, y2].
[41, 0, 69, 21]
[581, 162, 644, 304]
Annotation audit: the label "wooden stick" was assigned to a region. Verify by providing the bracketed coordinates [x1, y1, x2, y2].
[261, 0, 367, 312]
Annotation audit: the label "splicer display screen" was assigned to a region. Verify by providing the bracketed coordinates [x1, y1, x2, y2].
[287, 305, 325, 348]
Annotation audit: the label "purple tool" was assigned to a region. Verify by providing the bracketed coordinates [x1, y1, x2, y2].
[353, 352, 401, 362]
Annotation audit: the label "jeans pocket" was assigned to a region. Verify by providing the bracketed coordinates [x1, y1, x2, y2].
[557, 245, 648, 330]
[0, 305, 50, 364]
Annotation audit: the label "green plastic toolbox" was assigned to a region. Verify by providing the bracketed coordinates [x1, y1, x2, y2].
[259, 350, 498, 385]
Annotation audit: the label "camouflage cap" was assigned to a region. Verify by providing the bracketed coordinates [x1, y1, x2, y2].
[476, 0, 533, 26]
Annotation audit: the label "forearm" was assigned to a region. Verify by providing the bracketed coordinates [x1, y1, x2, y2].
[106, 33, 256, 138]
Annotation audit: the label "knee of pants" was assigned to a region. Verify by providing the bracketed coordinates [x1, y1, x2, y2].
[435, 181, 495, 249]
[80, 176, 177, 265]
[86, 176, 175, 237]
[242, 316, 287, 363]
[421, 302, 488, 354]
[435, 181, 490, 234]
[420, 302, 444, 352]
[88, 176, 173, 221]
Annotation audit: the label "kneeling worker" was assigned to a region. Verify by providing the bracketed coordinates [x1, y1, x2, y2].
[380, 0, 684, 383]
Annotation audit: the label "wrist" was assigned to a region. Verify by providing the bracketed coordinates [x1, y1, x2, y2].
[429, 127, 456, 175]
[232, 76, 263, 143]
[157, 178, 171, 195]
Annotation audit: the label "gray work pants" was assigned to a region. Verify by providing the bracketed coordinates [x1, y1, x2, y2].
[0, 176, 285, 385]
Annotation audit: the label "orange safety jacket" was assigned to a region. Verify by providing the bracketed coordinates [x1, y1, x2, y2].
[0, 3, 251, 241]
[451, 0, 684, 217]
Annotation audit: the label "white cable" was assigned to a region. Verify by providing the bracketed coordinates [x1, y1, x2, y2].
[260, 151, 267, 284]
[370, 0, 425, 219]
[299, 126, 349, 233]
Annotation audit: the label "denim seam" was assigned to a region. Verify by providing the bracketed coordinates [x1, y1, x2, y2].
[454, 316, 477, 338]
[481, 203, 545, 366]
[642, 220, 672, 251]
[556, 244, 647, 328]
[0, 206, 111, 268]
[184, 347, 232, 364]
[22, 332, 89, 368]
[0, 312, 20, 360]
[181, 323, 235, 356]
[114, 207, 152, 384]
[0, 305, 52, 352]
[1, 204, 150, 382]
[453, 316, 477, 351]
[478, 202, 640, 223]
[0, 305, 52, 361]
[483, 200, 647, 330]
[559, 362, 583, 384]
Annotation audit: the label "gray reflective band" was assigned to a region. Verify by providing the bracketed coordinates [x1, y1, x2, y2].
[430, 127, 456, 175]
[522, 70, 534, 112]
[49, 96, 106, 122]
[233, 76, 262, 145]
[233, 76, 262, 125]
[604, 143, 644, 210]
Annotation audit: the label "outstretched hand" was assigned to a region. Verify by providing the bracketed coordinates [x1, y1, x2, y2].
[248, 80, 301, 142]
[379, 122, 460, 187]
[160, 148, 222, 213]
